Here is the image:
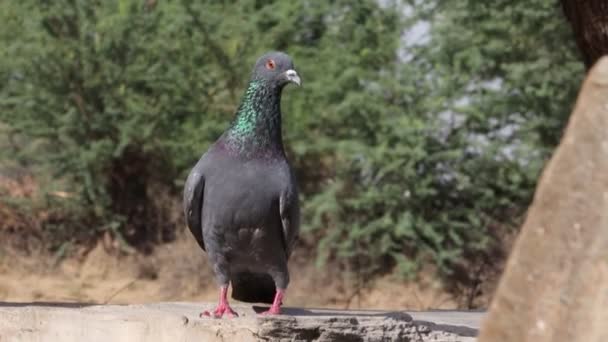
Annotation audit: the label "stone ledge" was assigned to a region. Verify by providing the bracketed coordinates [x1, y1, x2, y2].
[0, 302, 482, 342]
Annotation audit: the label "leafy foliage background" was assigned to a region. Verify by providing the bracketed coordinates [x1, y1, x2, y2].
[0, 0, 584, 283]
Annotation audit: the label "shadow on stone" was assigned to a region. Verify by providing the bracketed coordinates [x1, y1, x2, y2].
[0, 301, 96, 309]
[253, 306, 413, 320]
[412, 319, 478, 337]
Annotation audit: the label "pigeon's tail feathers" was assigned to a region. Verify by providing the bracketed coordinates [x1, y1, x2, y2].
[231, 271, 276, 304]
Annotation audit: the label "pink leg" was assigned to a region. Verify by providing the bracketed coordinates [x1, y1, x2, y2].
[260, 289, 285, 315]
[201, 286, 239, 318]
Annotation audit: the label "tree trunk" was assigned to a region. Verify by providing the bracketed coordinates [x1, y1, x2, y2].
[561, 0, 608, 69]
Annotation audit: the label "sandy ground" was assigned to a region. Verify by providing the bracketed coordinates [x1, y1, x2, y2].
[0, 230, 463, 310]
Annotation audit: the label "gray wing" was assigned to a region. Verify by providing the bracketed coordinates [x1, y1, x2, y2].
[279, 171, 300, 258]
[183, 156, 206, 251]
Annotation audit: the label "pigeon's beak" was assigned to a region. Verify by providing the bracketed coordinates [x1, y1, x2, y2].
[284, 69, 301, 86]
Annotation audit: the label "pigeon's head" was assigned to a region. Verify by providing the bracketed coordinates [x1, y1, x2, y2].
[252, 51, 301, 87]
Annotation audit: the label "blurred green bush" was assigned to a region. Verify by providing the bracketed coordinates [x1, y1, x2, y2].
[0, 0, 583, 282]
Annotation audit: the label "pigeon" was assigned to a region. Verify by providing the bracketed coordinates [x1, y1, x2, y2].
[183, 51, 301, 317]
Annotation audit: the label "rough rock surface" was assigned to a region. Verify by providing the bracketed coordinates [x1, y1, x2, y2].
[478, 57, 608, 341]
[0, 302, 481, 342]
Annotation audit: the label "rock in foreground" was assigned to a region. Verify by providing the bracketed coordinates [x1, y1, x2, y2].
[0, 302, 481, 342]
[478, 57, 608, 341]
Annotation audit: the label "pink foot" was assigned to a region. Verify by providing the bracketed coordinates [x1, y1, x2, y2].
[260, 306, 281, 315]
[201, 286, 239, 318]
[258, 288, 285, 316]
[200, 304, 239, 318]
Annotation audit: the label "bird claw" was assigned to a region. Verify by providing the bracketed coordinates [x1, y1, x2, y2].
[200, 306, 239, 318]
[259, 306, 281, 315]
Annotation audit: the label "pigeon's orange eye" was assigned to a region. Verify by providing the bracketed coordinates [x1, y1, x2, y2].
[265, 59, 276, 70]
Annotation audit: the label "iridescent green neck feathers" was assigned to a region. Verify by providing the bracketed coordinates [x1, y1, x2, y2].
[224, 80, 284, 155]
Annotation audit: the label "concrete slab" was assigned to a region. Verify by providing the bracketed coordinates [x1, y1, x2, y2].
[0, 302, 482, 341]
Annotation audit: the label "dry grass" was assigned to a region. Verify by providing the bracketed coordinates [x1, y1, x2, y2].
[0, 172, 498, 310]
[0, 228, 481, 310]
